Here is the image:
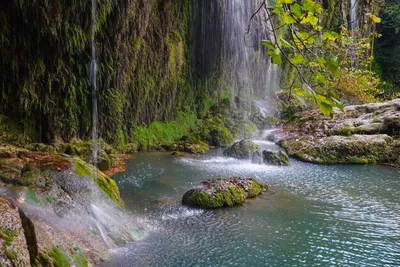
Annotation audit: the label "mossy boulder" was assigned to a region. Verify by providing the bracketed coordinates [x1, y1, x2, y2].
[182, 177, 267, 209]
[262, 150, 290, 166]
[223, 140, 260, 159]
[282, 135, 396, 164]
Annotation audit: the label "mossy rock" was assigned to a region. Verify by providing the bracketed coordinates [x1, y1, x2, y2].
[73, 158, 124, 207]
[262, 150, 290, 166]
[182, 177, 266, 209]
[282, 135, 397, 165]
[223, 140, 260, 159]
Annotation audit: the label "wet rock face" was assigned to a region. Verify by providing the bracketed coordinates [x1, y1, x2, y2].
[0, 197, 30, 267]
[223, 140, 260, 159]
[182, 178, 267, 209]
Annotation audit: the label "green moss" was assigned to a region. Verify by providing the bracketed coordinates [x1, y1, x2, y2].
[228, 186, 247, 204]
[247, 179, 265, 198]
[183, 178, 266, 209]
[73, 158, 124, 207]
[25, 189, 40, 205]
[49, 247, 71, 267]
[74, 159, 92, 177]
[132, 112, 198, 151]
[48, 246, 88, 267]
[331, 126, 353, 136]
[5, 249, 17, 260]
[0, 228, 18, 246]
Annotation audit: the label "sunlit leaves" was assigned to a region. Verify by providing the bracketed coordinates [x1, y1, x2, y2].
[290, 54, 305, 65]
[283, 12, 296, 24]
[262, 40, 282, 66]
[277, 0, 296, 4]
[369, 14, 382, 23]
[322, 31, 339, 42]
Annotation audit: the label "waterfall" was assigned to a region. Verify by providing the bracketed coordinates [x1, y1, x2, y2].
[349, 0, 359, 68]
[90, 0, 98, 167]
[350, 0, 359, 31]
[192, 0, 278, 114]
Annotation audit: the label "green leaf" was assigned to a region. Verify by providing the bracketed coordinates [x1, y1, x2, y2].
[318, 99, 333, 117]
[283, 12, 297, 24]
[331, 97, 344, 109]
[324, 58, 339, 76]
[322, 31, 339, 41]
[261, 40, 275, 50]
[272, 6, 283, 14]
[290, 54, 305, 65]
[280, 38, 294, 49]
[369, 14, 381, 23]
[291, 3, 303, 18]
[313, 72, 327, 83]
[271, 52, 282, 66]
[278, 0, 296, 4]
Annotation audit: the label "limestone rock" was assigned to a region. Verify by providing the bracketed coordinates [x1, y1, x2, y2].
[182, 177, 267, 209]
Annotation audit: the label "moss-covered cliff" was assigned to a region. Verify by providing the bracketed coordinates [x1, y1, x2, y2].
[0, 0, 193, 145]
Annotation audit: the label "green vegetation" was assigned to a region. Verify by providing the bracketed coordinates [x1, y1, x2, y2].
[74, 158, 124, 207]
[132, 112, 198, 151]
[49, 246, 88, 267]
[0, 228, 18, 246]
[375, 0, 400, 94]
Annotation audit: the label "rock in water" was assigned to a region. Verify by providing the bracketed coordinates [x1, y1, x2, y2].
[182, 177, 267, 209]
[223, 140, 260, 159]
[262, 150, 290, 166]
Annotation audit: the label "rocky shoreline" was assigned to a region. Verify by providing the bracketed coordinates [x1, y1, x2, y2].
[272, 98, 400, 167]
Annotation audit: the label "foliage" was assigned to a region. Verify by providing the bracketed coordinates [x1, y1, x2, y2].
[131, 112, 198, 151]
[0, 0, 193, 145]
[374, 0, 400, 93]
[256, 0, 383, 116]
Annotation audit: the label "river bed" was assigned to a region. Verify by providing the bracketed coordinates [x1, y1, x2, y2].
[103, 147, 400, 266]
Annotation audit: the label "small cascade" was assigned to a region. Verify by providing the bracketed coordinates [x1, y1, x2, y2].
[90, 0, 99, 167]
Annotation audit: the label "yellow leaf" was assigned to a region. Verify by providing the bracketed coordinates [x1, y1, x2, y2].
[369, 14, 381, 23]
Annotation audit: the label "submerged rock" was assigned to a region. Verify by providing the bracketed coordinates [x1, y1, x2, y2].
[182, 177, 267, 209]
[262, 150, 290, 166]
[223, 140, 260, 159]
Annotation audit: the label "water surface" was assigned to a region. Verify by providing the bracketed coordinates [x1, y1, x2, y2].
[104, 149, 400, 266]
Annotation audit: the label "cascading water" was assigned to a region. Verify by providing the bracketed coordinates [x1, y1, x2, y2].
[350, 0, 359, 31]
[192, 0, 278, 115]
[90, 0, 99, 167]
[349, 0, 359, 68]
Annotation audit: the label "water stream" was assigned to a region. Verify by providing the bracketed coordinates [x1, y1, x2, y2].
[90, 0, 99, 168]
[103, 146, 400, 266]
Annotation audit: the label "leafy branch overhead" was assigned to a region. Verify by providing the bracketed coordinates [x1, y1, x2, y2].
[252, 0, 382, 117]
